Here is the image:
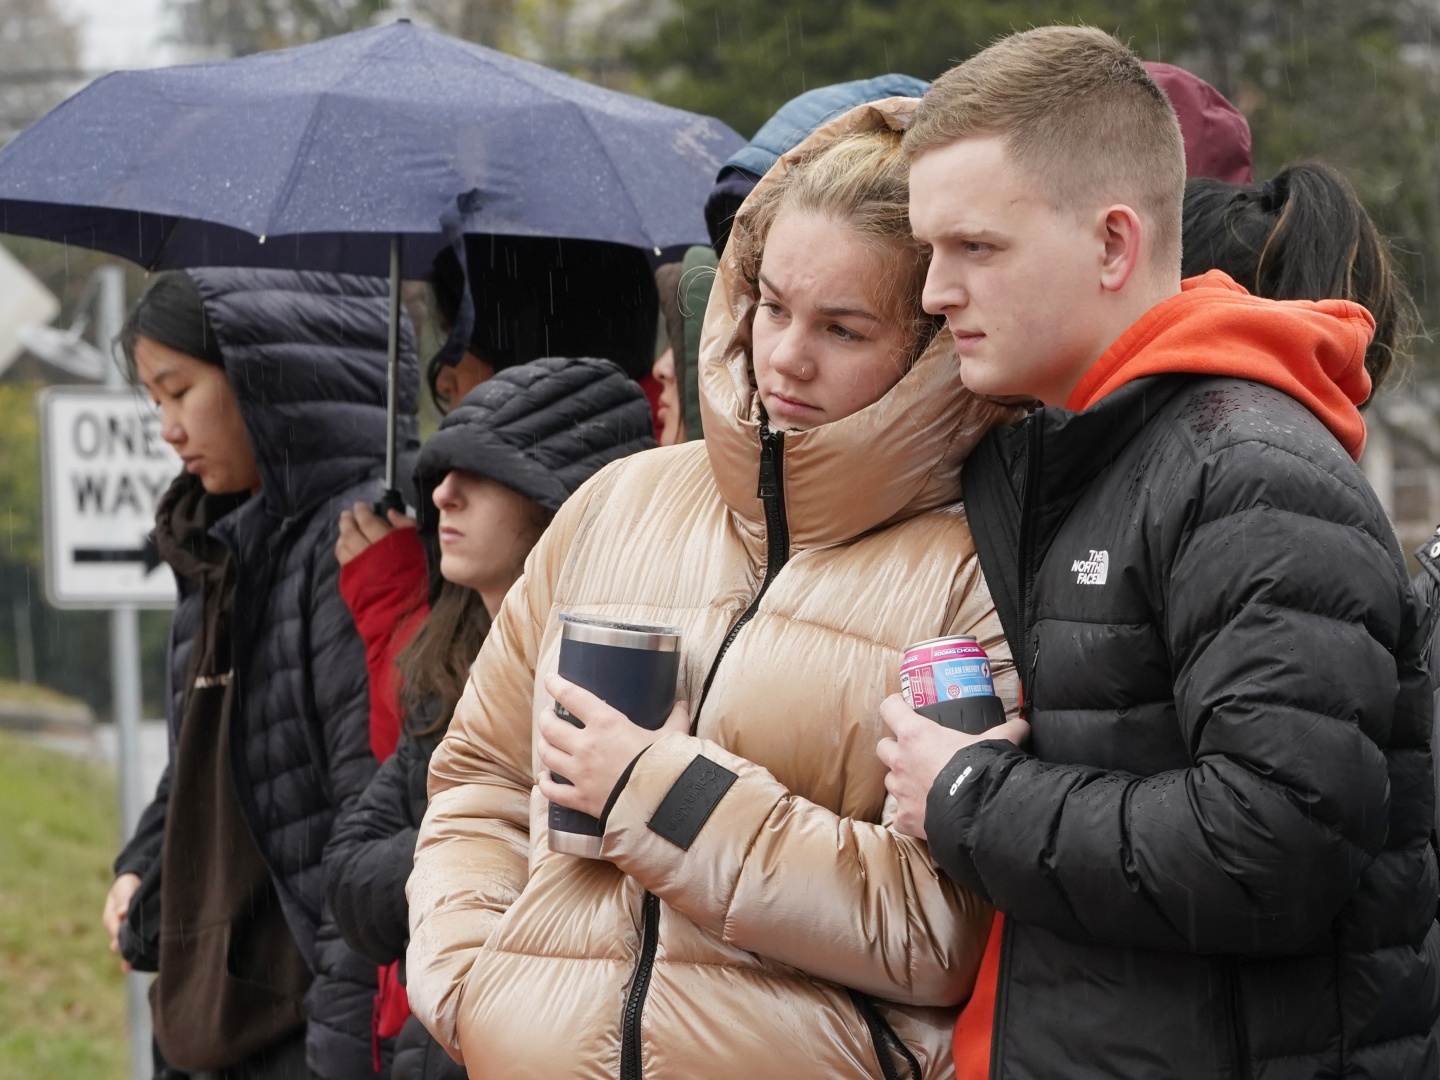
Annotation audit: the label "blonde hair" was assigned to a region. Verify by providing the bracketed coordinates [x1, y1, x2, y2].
[904, 25, 1185, 269]
[731, 128, 939, 363]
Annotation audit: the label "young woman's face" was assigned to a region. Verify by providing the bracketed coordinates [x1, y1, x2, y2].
[135, 336, 261, 495]
[432, 470, 548, 597]
[652, 347, 684, 445]
[750, 209, 916, 432]
[435, 351, 496, 413]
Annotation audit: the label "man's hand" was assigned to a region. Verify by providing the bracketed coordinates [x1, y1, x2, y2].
[102, 872, 142, 972]
[536, 674, 690, 819]
[335, 500, 416, 566]
[876, 694, 1029, 840]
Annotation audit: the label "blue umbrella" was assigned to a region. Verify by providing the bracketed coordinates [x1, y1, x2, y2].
[0, 19, 743, 492]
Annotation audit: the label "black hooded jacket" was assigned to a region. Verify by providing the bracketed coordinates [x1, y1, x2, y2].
[931, 375, 1439, 1079]
[114, 267, 420, 1079]
[321, 356, 654, 1080]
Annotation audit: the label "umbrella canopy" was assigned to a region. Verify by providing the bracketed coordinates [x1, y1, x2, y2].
[0, 19, 743, 276]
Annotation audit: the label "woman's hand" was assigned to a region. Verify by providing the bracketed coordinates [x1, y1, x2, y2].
[102, 872, 142, 971]
[536, 674, 690, 819]
[335, 500, 416, 566]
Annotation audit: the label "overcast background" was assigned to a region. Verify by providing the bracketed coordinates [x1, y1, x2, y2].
[61, 0, 171, 70]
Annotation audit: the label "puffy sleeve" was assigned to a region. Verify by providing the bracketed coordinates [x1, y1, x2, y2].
[600, 549, 1013, 1007]
[924, 441, 1415, 956]
[405, 476, 604, 1057]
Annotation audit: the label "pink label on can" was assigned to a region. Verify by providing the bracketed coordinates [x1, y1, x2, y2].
[900, 637, 993, 707]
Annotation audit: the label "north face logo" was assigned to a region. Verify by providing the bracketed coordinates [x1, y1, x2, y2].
[1072, 549, 1109, 586]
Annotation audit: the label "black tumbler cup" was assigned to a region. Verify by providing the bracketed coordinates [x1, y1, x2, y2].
[548, 614, 682, 858]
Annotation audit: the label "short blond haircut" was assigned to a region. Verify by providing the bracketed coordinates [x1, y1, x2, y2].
[904, 26, 1185, 269]
[731, 129, 939, 364]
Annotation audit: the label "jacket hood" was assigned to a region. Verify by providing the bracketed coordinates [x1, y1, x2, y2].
[414, 355, 654, 598]
[699, 98, 1020, 550]
[1066, 270, 1375, 459]
[185, 268, 420, 520]
[706, 74, 930, 251]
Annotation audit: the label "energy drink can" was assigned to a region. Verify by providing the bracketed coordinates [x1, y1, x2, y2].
[900, 635, 1006, 735]
[548, 614, 682, 858]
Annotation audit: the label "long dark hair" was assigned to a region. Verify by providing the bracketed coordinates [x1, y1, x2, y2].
[395, 580, 491, 737]
[1182, 162, 1416, 397]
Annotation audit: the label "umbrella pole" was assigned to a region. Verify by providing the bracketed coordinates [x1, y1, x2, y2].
[384, 233, 402, 496]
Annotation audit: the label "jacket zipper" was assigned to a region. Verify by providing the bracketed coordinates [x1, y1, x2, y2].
[1014, 413, 1044, 712]
[617, 424, 790, 1080]
[990, 416, 1042, 1080]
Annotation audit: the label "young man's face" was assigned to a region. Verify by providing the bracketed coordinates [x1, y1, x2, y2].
[910, 135, 1112, 407]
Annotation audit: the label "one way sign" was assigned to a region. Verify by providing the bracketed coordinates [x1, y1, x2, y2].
[41, 387, 182, 608]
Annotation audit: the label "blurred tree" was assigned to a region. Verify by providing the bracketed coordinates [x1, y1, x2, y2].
[0, 0, 83, 142]
[0, 381, 42, 571]
[626, 0, 1189, 138]
[627, 0, 1440, 378]
[167, 0, 392, 55]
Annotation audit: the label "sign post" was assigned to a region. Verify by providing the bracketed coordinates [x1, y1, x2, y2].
[40, 267, 171, 1080]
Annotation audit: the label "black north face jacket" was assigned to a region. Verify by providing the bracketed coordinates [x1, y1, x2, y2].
[930, 374, 1440, 1079]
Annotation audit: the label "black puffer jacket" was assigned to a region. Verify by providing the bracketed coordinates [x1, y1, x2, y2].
[114, 267, 420, 1079]
[932, 374, 1439, 1079]
[1412, 531, 1440, 862]
[322, 356, 653, 1079]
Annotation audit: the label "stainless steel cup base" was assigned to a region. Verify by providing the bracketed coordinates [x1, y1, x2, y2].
[548, 829, 604, 859]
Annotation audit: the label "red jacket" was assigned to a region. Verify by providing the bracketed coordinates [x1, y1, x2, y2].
[338, 527, 430, 762]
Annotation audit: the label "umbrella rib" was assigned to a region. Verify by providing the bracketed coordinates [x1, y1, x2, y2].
[264, 41, 383, 236]
[430, 31, 675, 247]
[567, 103, 658, 250]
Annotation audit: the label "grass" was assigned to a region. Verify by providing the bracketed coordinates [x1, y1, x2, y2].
[0, 732, 129, 1078]
[0, 680, 85, 709]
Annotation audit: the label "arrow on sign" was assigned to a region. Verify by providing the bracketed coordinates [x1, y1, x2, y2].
[72, 534, 164, 574]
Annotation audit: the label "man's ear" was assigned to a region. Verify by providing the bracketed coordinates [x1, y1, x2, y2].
[1097, 205, 1144, 294]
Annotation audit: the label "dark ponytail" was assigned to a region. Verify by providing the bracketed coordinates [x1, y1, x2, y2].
[1182, 162, 1416, 397]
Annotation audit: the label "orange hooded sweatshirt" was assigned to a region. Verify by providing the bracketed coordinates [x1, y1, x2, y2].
[1067, 270, 1375, 458]
[952, 270, 1377, 1080]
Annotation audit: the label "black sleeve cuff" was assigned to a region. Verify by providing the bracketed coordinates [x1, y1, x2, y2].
[924, 741, 1016, 898]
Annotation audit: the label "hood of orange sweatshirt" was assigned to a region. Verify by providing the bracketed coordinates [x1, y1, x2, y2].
[1065, 270, 1375, 460]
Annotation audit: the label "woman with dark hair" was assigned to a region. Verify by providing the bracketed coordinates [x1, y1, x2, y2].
[1182, 161, 1415, 394]
[425, 235, 659, 412]
[322, 357, 654, 1080]
[100, 268, 420, 1079]
[339, 235, 664, 788]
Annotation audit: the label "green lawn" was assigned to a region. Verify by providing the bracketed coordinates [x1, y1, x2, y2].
[0, 732, 129, 1078]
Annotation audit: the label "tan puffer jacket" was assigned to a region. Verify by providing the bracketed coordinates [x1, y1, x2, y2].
[407, 99, 1020, 1080]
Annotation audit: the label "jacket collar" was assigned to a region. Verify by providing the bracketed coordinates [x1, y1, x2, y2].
[697, 98, 1019, 552]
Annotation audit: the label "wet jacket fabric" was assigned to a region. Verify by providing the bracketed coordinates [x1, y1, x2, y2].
[406, 100, 1019, 1080]
[114, 267, 420, 1079]
[934, 276, 1439, 1079]
[1412, 532, 1440, 858]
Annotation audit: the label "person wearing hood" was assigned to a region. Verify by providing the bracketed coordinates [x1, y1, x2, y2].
[425, 235, 659, 414]
[322, 358, 654, 1080]
[882, 26, 1438, 1080]
[343, 234, 663, 769]
[665, 74, 931, 445]
[404, 100, 1019, 1079]
[99, 268, 419, 1080]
